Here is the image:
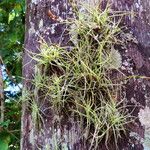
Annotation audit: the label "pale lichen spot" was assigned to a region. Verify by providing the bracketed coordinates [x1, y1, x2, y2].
[39, 19, 43, 29]
[138, 106, 150, 149]
[32, 0, 39, 5]
[51, 24, 57, 34]
[139, 106, 150, 128]
[29, 22, 36, 36]
[135, 2, 140, 9]
[122, 60, 129, 67]
[29, 129, 34, 145]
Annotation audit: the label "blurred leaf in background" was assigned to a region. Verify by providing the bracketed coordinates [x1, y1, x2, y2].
[0, 130, 11, 150]
[0, 0, 25, 82]
[0, 0, 25, 149]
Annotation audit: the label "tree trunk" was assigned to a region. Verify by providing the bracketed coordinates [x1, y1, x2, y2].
[21, 0, 150, 149]
[0, 57, 4, 123]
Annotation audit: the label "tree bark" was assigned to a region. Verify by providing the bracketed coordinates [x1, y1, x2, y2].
[0, 57, 4, 123]
[21, 0, 150, 149]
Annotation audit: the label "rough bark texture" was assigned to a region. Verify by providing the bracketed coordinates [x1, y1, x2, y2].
[21, 0, 150, 149]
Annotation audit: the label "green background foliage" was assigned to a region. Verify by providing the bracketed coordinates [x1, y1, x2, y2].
[0, 0, 25, 81]
[0, 0, 25, 149]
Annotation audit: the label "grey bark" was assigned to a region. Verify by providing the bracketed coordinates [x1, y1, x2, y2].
[21, 0, 150, 149]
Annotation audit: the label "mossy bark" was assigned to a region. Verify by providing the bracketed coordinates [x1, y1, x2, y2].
[21, 0, 150, 149]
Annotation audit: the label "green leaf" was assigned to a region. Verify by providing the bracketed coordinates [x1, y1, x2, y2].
[0, 140, 9, 150]
[8, 11, 16, 23]
[0, 131, 11, 150]
[0, 120, 10, 128]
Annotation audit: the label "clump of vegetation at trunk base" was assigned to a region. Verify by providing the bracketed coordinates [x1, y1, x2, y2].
[27, 2, 135, 149]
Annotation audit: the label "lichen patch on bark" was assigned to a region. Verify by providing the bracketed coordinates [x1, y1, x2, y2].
[138, 107, 150, 149]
